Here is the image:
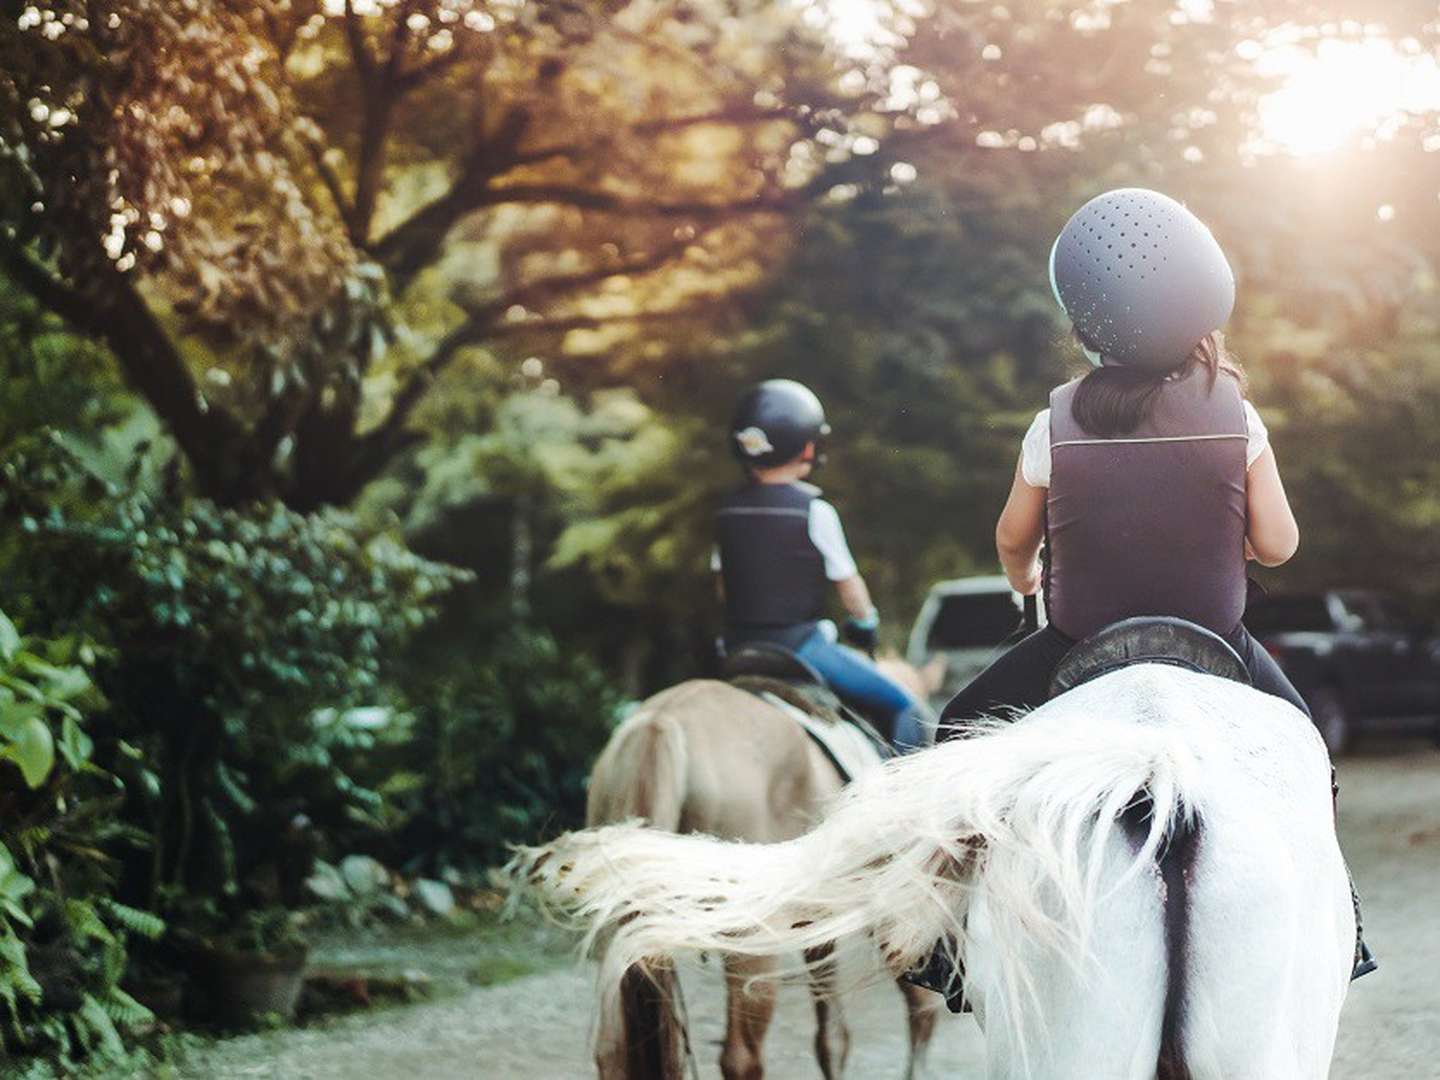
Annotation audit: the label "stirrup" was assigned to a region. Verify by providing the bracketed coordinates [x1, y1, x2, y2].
[1352, 941, 1378, 981]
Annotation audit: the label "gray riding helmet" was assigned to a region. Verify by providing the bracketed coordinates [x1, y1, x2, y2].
[730, 379, 830, 468]
[1049, 189, 1234, 372]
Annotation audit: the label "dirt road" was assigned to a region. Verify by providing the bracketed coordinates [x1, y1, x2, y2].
[174, 740, 1440, 1079]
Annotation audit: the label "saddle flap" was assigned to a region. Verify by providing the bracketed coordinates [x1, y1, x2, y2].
[722, 643, 826, 687]
[1049, 616, 1251, 699]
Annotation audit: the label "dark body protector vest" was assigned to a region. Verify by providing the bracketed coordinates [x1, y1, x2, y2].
[718, 481, 828, 650]
[1045, 368, 1249, 641]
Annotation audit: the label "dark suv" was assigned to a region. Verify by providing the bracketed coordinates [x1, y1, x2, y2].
[1246, 590, 1440, 753]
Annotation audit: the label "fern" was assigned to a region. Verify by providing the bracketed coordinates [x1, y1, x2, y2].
[0, 932, 42, 1004]
[63, 899, 114, 947]
[95, 899, 165, 941]
[98, 986, 154, 1031]
[73, 994, 124, 1058]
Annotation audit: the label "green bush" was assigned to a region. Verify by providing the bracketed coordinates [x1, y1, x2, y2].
[391, 626, 622, 874]
[0, 608, 162, 1073]
[0, 434, 469, 932]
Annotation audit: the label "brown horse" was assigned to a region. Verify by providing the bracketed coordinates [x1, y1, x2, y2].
[585, 669, 944, 1080]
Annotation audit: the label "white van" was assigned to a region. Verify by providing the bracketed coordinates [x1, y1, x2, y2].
[905, 576, 1045, 702]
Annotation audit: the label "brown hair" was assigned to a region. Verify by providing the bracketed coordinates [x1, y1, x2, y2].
[1071, 331, 1246, 437]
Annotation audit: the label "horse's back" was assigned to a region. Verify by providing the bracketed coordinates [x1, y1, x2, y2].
[975, 667, 1351, 1080]
[1175, 678, 1352, 1079]
[587, 678, 842, 843]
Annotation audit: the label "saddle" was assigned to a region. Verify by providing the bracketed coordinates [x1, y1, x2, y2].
[722, 644, 893, 780]
[1049, 616, 1250, 699]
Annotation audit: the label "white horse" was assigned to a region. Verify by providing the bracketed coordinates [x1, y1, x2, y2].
[511, 664, 1353, 1079]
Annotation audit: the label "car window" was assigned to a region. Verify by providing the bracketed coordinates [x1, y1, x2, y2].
[1246, 595, 1335, 634]
[1342, 593, 1406, 631]
[926, 592, 1023, 649]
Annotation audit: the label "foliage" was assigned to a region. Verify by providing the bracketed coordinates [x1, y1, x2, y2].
[390, 626, 622, 873]
[0, 277, 126, 456]
[0, 434, 470, 930]
[1265, 314, 1440, 611]
[0, 0, 901, 508]
[0, 608, 163, 1073]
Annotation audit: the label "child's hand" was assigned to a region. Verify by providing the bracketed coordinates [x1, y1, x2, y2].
[1012, 560, 1042, 596]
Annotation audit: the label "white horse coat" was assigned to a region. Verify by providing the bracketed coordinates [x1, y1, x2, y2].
[513, 665, 1353, 1079]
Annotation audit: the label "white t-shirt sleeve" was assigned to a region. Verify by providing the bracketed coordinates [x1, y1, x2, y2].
[710, 545, 722, 573]
[1242, 400, 1269, 469]
[807, 499, 859, 581]
[1021, 403, 1265, 482]
[1020, 409, 1051, 488]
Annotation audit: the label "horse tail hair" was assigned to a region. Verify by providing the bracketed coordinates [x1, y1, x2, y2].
[510, 684, 1204, 1053]
[583, 710, 689, 1079]
[586, 710, 687, 832]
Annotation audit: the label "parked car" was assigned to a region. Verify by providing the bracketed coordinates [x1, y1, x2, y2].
[1246, 589, 1440, 754]
[905, 576, 1042, 703]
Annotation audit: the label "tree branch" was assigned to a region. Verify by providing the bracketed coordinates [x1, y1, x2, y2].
[343, 0, 377, 87]
[2, 236, 256, 499]
[350, 234, 719, 486]
[394, 40, 473, 94]
[371, 104, 796, 285]
[367, 105, 532, 288]
[514, 106, 800, 166]
[483, 305, 728, 339]
[0, 234, 106, 339]
[481, 184, 801, 217]
[304, 138, 352, 221]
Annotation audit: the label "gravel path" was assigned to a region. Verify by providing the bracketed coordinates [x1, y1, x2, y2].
[175, 740, 1440, 1079]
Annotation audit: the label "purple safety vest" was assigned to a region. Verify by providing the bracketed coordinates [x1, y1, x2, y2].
[1045, 368, 1249, 641]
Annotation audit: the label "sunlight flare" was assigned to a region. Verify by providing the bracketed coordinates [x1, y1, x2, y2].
[1256, 36, 1440, 155]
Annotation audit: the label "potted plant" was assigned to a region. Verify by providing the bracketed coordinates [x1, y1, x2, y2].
[175, 898, 311, 1025]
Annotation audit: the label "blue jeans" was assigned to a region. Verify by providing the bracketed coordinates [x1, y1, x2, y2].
[796, 632, 927, 751]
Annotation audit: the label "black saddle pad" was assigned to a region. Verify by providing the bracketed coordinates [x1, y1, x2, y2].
[723, 644, 895, 766]
[722, 643, 826, 687]
[1049, 616, 1251, 699]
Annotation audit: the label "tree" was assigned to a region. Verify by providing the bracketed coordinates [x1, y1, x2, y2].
[0, 0, 906, 508]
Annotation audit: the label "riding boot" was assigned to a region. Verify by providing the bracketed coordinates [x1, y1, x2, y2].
[900, 936, 970, 1014]
[1334, 768, 1377, 982]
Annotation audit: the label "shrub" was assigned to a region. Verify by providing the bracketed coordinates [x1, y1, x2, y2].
[0, 434, 469, 931]
[392, 626, 622, 874]
[0, 608, 163, 1073]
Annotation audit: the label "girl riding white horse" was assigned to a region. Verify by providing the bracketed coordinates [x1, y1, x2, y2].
[511, 660, 1353, 1080]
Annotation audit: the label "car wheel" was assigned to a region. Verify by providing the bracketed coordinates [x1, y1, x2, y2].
[1309, 686, 1349, 756]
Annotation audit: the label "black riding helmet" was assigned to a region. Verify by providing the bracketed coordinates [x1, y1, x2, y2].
[1049, 188, 1234, 372]
[730, 379, 830, 469]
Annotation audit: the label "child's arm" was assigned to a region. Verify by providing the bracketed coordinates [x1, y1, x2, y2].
[1245, 446, 1299, 566]
[996, 456, 1046, 594]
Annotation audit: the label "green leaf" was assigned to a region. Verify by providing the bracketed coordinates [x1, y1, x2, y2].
[0, 933, 41, 1003]
[1, 716, 55, 788]
[0, 700, 44, 741]
[14, 654, 92, 702]
[0, 611, 19, 664]
[57, 714, 94, 770]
